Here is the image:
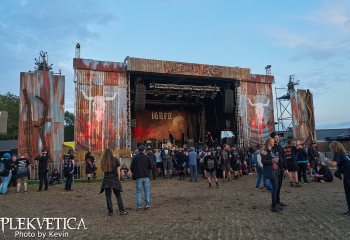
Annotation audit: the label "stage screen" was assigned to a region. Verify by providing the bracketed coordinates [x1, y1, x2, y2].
[133, 110, 188, 144]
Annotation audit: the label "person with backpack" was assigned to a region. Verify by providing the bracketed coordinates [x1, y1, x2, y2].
[15, 153, 30, 193]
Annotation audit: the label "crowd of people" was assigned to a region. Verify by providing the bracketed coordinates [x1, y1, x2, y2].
[0, 134, 349, 217]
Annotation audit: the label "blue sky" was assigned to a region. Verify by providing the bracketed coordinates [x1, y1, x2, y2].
[0, 0, 349, 129]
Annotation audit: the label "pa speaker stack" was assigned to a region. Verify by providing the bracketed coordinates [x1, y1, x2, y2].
[135, 84, 146, 111]
[224, 89, 233, 113]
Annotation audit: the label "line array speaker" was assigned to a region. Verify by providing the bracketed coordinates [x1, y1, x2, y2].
[224, 89, 234, 113]
[135, 84, 146, 111]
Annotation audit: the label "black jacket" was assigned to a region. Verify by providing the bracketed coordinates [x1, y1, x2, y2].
[262, 148, 276, 180]
[130, 152, 152, 179]
[272, 144, 287, 170]
[35, 155, 48, 172]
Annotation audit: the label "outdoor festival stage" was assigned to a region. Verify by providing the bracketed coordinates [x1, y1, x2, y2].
[73, 57, 275, 158]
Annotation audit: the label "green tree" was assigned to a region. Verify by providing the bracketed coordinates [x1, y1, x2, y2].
[64, 111, 75, 142]
[0, 92, 19, 140]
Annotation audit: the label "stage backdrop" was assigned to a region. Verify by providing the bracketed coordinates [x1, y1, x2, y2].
[290, 89, 316, 144]
[73, 58, 128, 154]
[240, 80, 275, 146]
[133, 110, 188, 144]
[18, 71, 65, 164]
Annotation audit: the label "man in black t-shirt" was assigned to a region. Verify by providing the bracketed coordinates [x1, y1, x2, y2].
[35, 149, 49, 191]
[204, 150, 219, 188]
[16, 154, 30, 193]
[63, 149, 76, 191]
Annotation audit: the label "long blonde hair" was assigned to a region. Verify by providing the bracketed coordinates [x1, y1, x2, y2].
[101, 148, 116, 172]
[329, 141, 346, 154]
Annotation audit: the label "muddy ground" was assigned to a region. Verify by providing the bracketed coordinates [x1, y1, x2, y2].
[1, 174, 350, 240]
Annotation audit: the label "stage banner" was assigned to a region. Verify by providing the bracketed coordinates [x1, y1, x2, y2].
[290, 89, 316, 144]
[74, 59, 127, 152]
[18, 71, 65, 164]
[133, 110, 188, 144]
[240, 81, 275, 146]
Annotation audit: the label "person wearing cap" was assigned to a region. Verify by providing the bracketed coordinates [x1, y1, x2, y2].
[0, 153, 13, 194]
[130, 145, 152, 210]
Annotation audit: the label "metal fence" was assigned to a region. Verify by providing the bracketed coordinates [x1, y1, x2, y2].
[28, 157, 131, 180]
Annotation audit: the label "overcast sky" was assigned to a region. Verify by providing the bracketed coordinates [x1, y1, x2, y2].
[0, 0, 349, 129]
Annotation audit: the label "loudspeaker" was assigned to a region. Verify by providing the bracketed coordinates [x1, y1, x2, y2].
[135, 84, 146, 111]
[224, 89, 234, 113]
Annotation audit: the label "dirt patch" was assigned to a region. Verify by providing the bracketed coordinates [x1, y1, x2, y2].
[1, 175, 350, 239]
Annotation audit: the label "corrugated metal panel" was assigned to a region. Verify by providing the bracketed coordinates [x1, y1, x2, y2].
[240, 81, 275, 146]
[18, 71, 65, 164]
[250, 74, 275, 84]
[73, 58, 124, 72]
[291, 89, 316, 144]
[74, 59, 128, 157]
[127, 57, 251, 80]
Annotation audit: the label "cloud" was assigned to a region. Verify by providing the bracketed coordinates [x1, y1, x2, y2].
[299, 0, 350, 34]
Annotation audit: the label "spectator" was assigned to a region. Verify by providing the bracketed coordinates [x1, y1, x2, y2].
[284, 140, 300, 187]
[175, 148, 187, 180]
[100, 148, 127, 216]
[327, 141, 350, 216]
[155, 149, 163, 177]
[121, 164, 130, 179]
[314, 163, 333, 183]
[85, 151, 96, 183]
[146, 147, 157, 180]
[188, 147, 198, 182]
[161, 146, 173, 178]
[15, 153, 30, 193]
[63, 149, 76, 191]
[0, 153, 13, 194]
[49, 168, 61, 185]
[34, 149, 49, 191]
[296, 142, 309, 184]
[262, 138, 282, 213]
[10, 155, 17, 187]
[222, 144, 231, 182]
[255, 144, 271, 190]
[308, 142, 319, 176]
[204, 148, 219, 188]
[130, 145, 152, 211]
[241, 160, 249, 175]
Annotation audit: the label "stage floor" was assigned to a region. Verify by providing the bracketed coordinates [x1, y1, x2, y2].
[1, 175, 349, 239]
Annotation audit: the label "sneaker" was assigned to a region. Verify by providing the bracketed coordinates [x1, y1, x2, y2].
[137, 207, 142, 211]
[276, 204, 284, 210]
[254, 187, 260, 190]
[24, 191, 28, 194]
[271, 207, 283, 213]
[145, 205, 150, 210]
[119, 210, 128, 215]
[108, 212, 113, 216]
[216, 185, 220, 188]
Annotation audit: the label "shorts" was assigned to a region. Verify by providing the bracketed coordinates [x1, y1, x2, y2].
[287, 162, 298, 172]
[234, 164, 241, 172]
[16, 176, 28, 183]
[207, 171, 217, 178]
[163, 159, 173, 171]
[309, 160, 318, 169]
[156, 162, 163, 169]
[223, 163, 231, 172]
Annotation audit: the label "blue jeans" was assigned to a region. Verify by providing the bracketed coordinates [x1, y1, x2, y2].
[189, 165, 197, 180]
[0, 171, 12, 194]
[136, 178, 150, 208]
[256, 166, 264, 188]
